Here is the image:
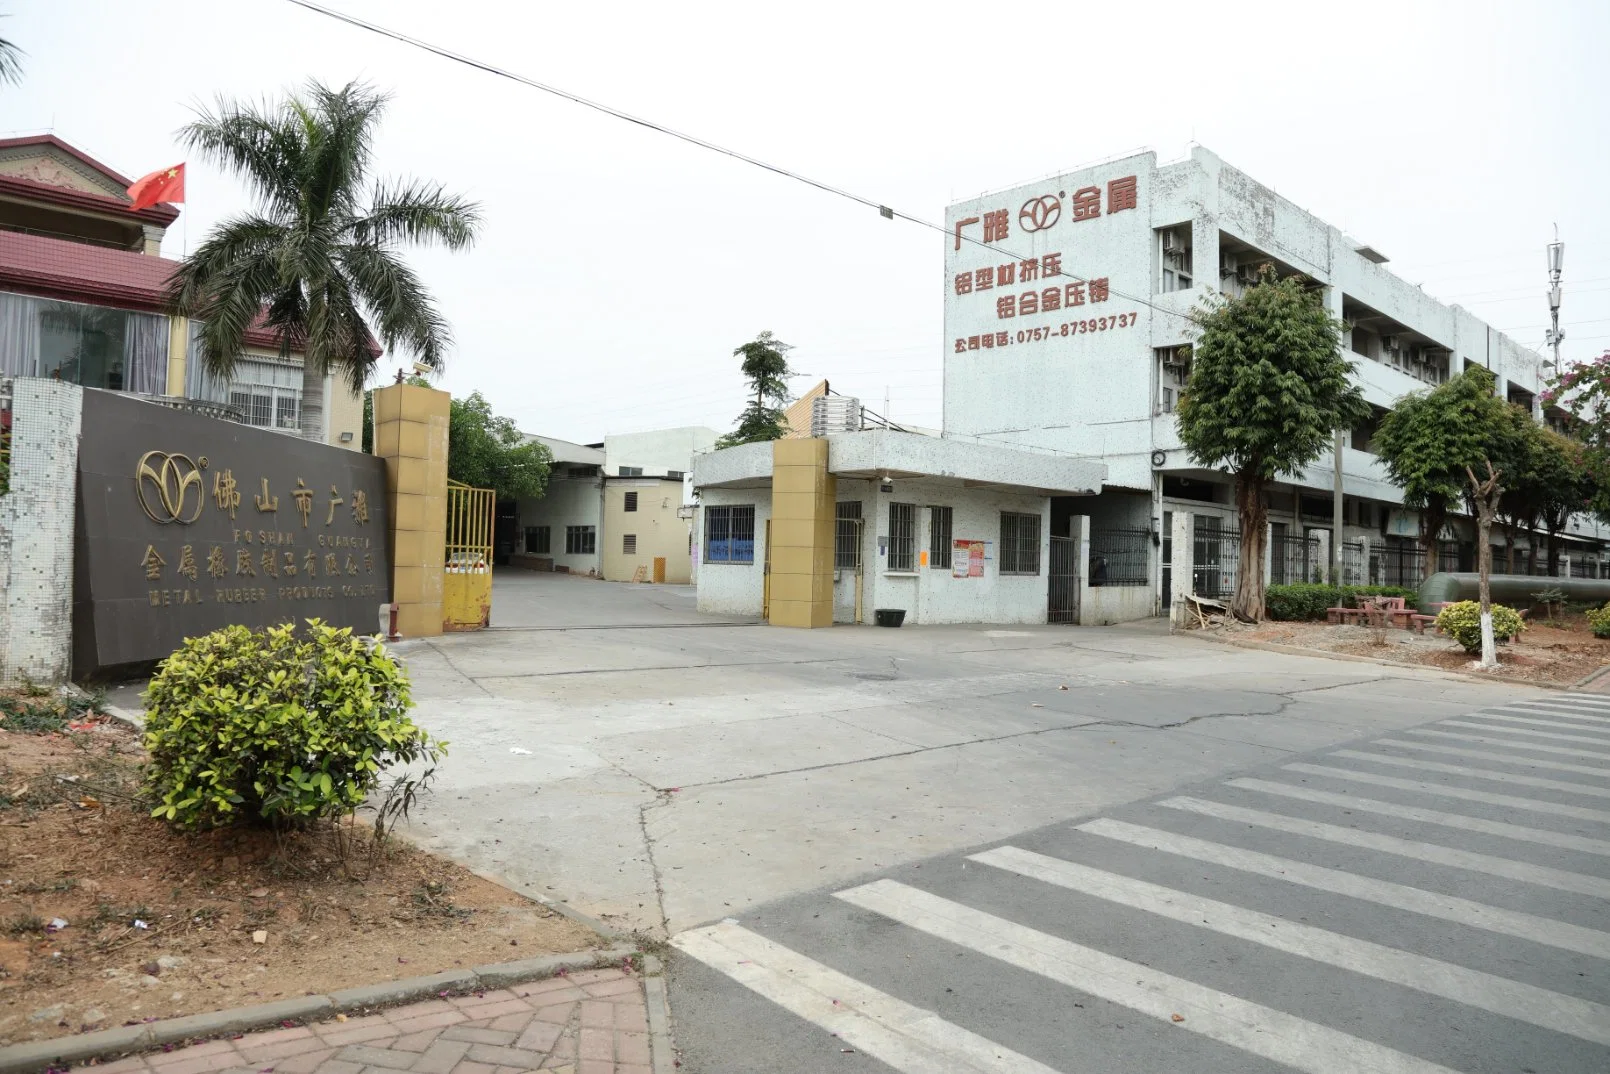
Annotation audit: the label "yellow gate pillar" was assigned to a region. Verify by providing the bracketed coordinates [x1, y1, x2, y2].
[373, 382, 450, 638]
[768, 438, 835, 628]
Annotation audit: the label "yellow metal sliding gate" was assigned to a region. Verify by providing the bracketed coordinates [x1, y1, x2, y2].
[443, 479, 495, 631]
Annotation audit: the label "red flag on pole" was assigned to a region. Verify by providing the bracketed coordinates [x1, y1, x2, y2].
[126, 163, 185, 211]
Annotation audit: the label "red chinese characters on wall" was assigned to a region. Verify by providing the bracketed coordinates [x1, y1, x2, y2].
[952, 252, 1109, 320]
[953, 174, 1137, 249]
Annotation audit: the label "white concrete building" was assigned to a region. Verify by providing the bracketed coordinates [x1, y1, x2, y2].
[944, 146, 1607, 611]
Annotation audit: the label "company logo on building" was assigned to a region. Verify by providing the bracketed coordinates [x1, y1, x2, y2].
[135, 450, 208, 524]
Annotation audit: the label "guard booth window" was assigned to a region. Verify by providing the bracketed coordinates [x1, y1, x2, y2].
[888, 502, 916, 571]
[835, 502, 862, 569]
[929, 506, 953, 568]
[1000, 512, 1041, 574]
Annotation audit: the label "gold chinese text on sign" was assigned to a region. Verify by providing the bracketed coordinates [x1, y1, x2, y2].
[135, 451, 207, 524]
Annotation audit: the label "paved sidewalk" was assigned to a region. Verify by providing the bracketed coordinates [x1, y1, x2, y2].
[76, 969, 653, 1074]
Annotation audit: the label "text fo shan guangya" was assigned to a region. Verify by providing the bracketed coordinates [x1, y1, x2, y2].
[134, 450, 379, 608]
[952, 174, 1138, 354]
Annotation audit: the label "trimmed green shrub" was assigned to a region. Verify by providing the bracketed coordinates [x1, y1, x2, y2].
[143, 620, 444, 830]
[1587, 603, 1610, 639]
[1264, 584, 1420, 621]
[1434, 601, 1525, 653]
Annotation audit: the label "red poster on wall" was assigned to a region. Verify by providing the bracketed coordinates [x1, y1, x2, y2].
[954, 540, 985, 578]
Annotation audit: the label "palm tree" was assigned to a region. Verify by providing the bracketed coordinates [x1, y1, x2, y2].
[0, 20, 24, 85]
[168, 80, 479, 441]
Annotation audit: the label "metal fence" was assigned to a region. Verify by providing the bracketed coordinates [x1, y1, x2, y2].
[1089, 527, 1150, 587]
[1192, 517, 1241, 600]
[1374, 543, 1426, 588]
[1340, 539, 1367, 586]
[1270, 533, 1320, 586]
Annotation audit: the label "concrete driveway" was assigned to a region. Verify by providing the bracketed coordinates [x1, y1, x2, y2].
[396, 572, 1541, 938]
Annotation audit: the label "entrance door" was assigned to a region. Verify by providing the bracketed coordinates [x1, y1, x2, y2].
[1048, 535, 1079, 624]
[762, 519, 773, 620]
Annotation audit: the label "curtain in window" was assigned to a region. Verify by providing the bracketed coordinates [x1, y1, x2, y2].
[0, 291, 42, 377]
[123, 312, 169, 395]
[184, 321, 231, 402]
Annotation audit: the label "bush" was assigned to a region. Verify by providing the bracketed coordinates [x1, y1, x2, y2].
[1588, 603, 1610, 639]
[1434, 601, 1526, 653]
[143, 620, 444, 831]
[1264, 584, 1420, 621]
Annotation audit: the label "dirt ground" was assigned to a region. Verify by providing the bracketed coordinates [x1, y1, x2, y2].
[0, 708, 600, 1047]
[1233, 612, 1610, 685]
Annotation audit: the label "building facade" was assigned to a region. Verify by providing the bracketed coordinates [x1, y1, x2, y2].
[0, 135, 365, 448]
[512, 426, 716, 583]
[943, 146, 1608, 611]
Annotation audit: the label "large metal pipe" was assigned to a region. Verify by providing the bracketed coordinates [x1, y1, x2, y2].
[1417, 572, 1610, 612]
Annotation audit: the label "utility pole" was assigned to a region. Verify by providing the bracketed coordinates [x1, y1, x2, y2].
[1331, 429, 1344, 583]
[1546, 231, 1565, 372]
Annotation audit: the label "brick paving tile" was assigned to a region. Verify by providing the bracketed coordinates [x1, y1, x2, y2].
[239, 1025, 316, 1048]
[561, 970, 617, 986]
[84, 1056, 151, 1074]
[486, 1011, 537, 1033]
[149, 1040, 240, 1066]
[610, 1004, 647, 1036]
[463, 1044, 547, 1067]
[311, 1061, 364, 1074]
[386, 1009, 468, 1036]
[613, 1032, 650, 1067]
[408, 1039, 471, 1074]
[615, 1065, 652, 1074]
[538, 1059, 574, 1072]
[493, 1067, 528, 1074]
[440, 1026, 518, 1046]
[529, 1003, 577, 1026]
[384, 998, 457, 1020]
[575, 1061, 611, 1074]
[578, 1002, 613, 1030]
[389, 1028, 444, 1052]
[336, 1045, 418, 1070]
[513, 1019, 563, 1055]
[541, 1035, 577, 1062]
[236, 1034, 336, 1063]
[266, 1046, 339, 1073]
[447, 1061, 495, 1074]
[144, 1051, 245, 1074]
[448, 990, 518, 1009]
[454, 999, 534, 1022]
[318, 1023, 402, 1047]
[510, 981, 587, 1003]
[576, 1029, 612, 1063]
[580, 979, 638, 1000]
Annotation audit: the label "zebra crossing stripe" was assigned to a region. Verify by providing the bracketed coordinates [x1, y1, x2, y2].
[1402, 727, 1610, 761]
[1497, 700, 1610, 723]
[1426, 719, 1610, 748]
[1230, 778, 1610, 856]
[1372, 738, 1610, 778]
[671, 921, 1059, 1074]
[970, 845, 1610, 1046]
[1160, 796, 1610, 899]
[837, 879, 1464, 1074]
[1544, 692, 1610, 706]
[1328, 749, 1610, 798]
[1077, 817, 1610, 960]
[1282, 762, 1610, 823]
[1452, 714, 1610, 738]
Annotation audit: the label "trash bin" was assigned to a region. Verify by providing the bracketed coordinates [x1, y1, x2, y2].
[874, 608, 906, 627]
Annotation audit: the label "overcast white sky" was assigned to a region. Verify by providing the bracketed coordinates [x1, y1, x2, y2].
[5, 0, 1607, 442]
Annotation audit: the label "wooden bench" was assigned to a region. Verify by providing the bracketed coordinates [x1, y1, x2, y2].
[1328, 596, 1411, 627]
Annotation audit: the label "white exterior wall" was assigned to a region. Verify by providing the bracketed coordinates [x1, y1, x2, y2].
[692, 486, 770, 617]
[515, 473, 602, 574]
[0, 379, 83, 684]
[604, 426, 718, 479]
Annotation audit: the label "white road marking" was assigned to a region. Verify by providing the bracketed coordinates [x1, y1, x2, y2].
[1373, 738, 1610, 778]
[971, 845, 1610, 1046]
[1540, 692, 1610, 709]
[1282, 762, 1610, 823]
[1160, 796, 1610, 899]
[1077, 817, 1610, 960]
[1329, 749, 1610, 798]
[1228, 778, 1610, 857]
[1401, 727, 1610, 761]
[1454, 713, 1610, 737]
[837, 879, 1464, 1074]
[1498, 700, 1610, 723]
[1431, 720, 1610, 748]
[671, 921, 1059, 1074]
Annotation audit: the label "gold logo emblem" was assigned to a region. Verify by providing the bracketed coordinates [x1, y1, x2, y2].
[135, 451, 207, 524]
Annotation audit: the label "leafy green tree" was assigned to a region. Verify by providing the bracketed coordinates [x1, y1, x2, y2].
[445, 391, 552, 501]
[168, 80, 479, 442]
[1176, 273, 1368, 621]
[1536, 429, 1597, 575]
[716, 331, 795, 449]
[1375, 366, 1518, 582]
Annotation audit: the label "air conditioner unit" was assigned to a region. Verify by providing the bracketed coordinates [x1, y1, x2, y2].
[1237, 265, 1262, 285]
[1219, 254, 1238, 279]
[1162, 231, 1186, 254]
[1380, 335, 1398, 352]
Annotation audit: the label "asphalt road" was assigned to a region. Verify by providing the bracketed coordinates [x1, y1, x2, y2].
[669, 691, 1610, 1074]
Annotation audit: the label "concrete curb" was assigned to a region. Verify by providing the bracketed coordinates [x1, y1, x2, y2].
[99, 704, 144, 731]
[1187, 630, 1552, 690]
[1567, 662, 1610, 691]
[640, 955, 677, 1074]
[0, 946, 636, 1074]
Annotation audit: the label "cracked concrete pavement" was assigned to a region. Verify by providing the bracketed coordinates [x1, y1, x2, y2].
[396, 572, 1544, 938]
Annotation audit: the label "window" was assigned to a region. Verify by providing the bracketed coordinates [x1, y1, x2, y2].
[619, 466, 643, 477]
[887, 502, 917, 571]
[1158, 225, 1193, 292]
[929, 506, 953, 569]
[999, 512, 1041, 575]
[566, 465, 599, 479]
[705, 505, 756, 563]
[565, 525, 596, 555]
[229, 358, 302, 431]
[624, 491, 638, 512]
[667, 470, 686, 481]
[623, 533, 637, 555]
[524, 526, 550, 554]
[1156, 346, 1191, 414]
[835, 502, 862, 570]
